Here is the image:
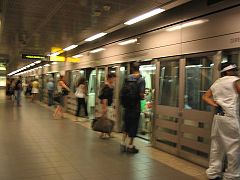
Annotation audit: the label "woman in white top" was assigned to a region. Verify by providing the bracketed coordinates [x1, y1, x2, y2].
[75, 77, 88, 119]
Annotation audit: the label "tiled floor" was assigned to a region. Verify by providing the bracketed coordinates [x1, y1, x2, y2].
[0, 91, 207, 180]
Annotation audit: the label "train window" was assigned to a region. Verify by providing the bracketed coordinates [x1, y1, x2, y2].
[159, 60, 179, 107]
[222, 49, 240, 69]
[185, 55, 213, 111]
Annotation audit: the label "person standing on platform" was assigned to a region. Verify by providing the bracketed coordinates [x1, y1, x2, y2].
[202, 62, 240, 180]
[75, 77, 88, 120]
[120, 62, 145, 153]
[31, 78, 39, 102]
[53, 75, 70, 119]
[98, 73, 116, 138]
[47, 78, 54, 106]
[14, 76, 23, 106]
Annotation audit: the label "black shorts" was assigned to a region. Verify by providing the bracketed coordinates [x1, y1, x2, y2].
[122, 109, 140, 138]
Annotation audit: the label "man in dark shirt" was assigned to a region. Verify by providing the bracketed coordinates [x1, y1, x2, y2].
[121, 62, 145, 153]
[15, 76, 23, 106]
[98, 73, 116, 138]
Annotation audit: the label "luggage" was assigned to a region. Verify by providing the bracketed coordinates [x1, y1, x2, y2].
[92, 116, 114, 133]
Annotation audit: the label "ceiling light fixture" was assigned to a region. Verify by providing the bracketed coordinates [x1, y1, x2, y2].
[85, 33, 107, 42]
[90, 48, 105, 53]
[124, 8, 165, 25]
[51, 62, 58, 65]
[50, 52, 61, 57]
[72, 54, 83, 58]
[63, 45, 78, 51]
[34, 60, 41, 64]
[44, 64, 50, 67]
[118, 38, 138, 45]
[166, 19, 208, 31]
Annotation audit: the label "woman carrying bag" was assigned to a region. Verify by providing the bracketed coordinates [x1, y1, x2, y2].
[97, 73, 116, 138]
[75, 77, 88, 120]
[53, 75, 70, 119]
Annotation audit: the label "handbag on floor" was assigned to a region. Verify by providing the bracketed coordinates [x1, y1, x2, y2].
[92, 116, 114, 133]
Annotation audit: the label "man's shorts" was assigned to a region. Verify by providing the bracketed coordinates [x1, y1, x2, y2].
[122, 109, 140, 137]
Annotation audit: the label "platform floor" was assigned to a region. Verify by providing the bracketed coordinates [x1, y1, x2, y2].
[0, 91, 207, 180]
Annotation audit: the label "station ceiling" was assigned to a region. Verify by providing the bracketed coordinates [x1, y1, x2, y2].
[0, 0, 188, 71]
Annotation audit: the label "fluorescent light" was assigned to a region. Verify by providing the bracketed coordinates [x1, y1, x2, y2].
[44, 64, 50, 67]
[34, 60, 41, 64]
[38, 66, 43, 69]
[85, 33, 107, 42]
[139, 65, 156, 71]
[90, 48, 105, 53]
[124, 8, 165, 25]
[72, 54, 83, 58]
[166, 19, 208, 31]
[118, 39, 137, 45]
[63, 45, 78, 51]
[51, 62, 58, 65]
[50, 52, 61, 56]
[222, 58, 228, 63]
[120, 67, 125, 72]
[185, 65, 203, 68]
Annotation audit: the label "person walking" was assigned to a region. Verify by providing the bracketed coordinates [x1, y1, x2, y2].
[98, 73, 116, 138]
[15, 76, 23, 106]
[47, 78, 54, 106]
[53, 75, 70, 119]
[202, 62, 240, 180]
[75, 77, 88, 120]
[120, 62, 145, 153]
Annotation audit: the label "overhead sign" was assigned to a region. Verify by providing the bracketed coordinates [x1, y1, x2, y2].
[50, 56, 65, 62]
[66, 57, 80, 63]
[22, 54, 48, 60]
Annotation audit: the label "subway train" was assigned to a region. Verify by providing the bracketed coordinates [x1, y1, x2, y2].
[21, 1, 240, 167]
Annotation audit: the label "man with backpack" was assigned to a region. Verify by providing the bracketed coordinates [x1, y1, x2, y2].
[120, 62, 145, 153]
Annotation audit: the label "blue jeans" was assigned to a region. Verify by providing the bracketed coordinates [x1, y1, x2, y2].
[16, 90, 22, 105]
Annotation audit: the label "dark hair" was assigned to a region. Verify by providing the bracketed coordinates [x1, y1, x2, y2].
[219, 61, 238, 76]
[78, 77, 86, 86]
[131, 62, 140, 72]
[107, 73, 116, 79]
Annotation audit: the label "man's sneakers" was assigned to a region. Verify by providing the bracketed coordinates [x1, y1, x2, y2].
[209, 177, 221, 180]
[120, 144, 139, 154]
[127, 146, 139, 154]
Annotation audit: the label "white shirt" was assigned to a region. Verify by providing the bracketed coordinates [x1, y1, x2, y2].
[211, 76, 239, 118]
[75, 84, 85, 98]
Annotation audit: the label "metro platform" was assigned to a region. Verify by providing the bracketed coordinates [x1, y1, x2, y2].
[0, 90, 206, 180]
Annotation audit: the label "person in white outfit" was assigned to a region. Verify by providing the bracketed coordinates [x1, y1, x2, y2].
[202, 62, 240, 180]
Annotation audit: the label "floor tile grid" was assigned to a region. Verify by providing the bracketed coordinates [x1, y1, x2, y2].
[37, 101, 207, 179]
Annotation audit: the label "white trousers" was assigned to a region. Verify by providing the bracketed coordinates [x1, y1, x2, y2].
[206, 115, 240, 180]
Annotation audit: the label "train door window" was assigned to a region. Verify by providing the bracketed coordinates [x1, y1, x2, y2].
[97, 68, 105, 94]
[222, 49, 240, 68]
[139, 63, 156, 140]
[87, 69, 96, 120]
[159, 60, 179, 107]
[71, 70, 81, 92]
[185, 55, 213, 111]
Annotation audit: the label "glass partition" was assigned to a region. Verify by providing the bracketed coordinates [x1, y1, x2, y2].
[87, 69, 96, 119]
[138, 64, 156, 140]
[185, 56, 213, 111]
[159, 60, 179, 107]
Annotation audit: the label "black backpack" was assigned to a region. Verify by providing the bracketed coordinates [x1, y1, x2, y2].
[120, 78, 140, 108]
